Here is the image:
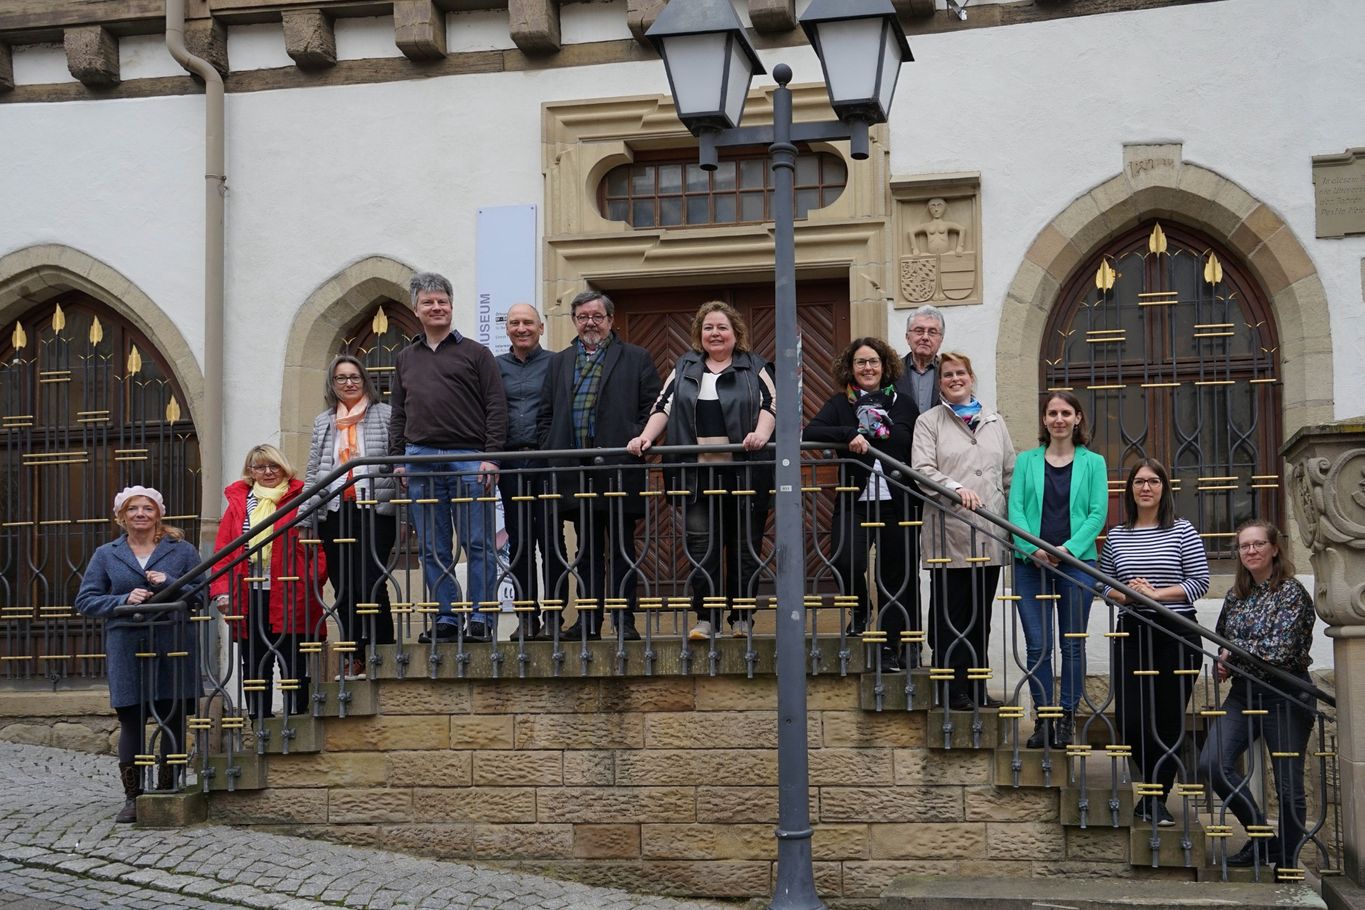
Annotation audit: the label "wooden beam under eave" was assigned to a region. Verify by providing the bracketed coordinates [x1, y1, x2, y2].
[625, 0, 665, 46]
[282, 8, 337, 69]
[0, 43, 13, 92]
[65, 25, 120, 86]
[394, 0, 446, 61]
[749, 0, 796, 33]
[895, 0, 937, 17]
[186, 18, 230, 77]
[508, 0, 560, 55]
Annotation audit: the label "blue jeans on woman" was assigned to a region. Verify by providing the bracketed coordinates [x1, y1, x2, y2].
[1013, 557, 1095, 710]
[1197, 674, 1315, 864]
[405, 445, 494, 634]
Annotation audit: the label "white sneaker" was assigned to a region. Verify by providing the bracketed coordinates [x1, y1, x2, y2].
[731, 619, 752, 637]
[688, 620, 713, 641]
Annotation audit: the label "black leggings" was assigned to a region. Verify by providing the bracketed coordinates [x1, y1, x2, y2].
[115, 698, 194, 765]
[1114, 611, 1202, 797]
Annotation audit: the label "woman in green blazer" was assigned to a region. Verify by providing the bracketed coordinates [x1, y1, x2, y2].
[1007, 391, 1108, 748]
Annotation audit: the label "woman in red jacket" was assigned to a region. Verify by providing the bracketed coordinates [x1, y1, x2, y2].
[210, 444, 327, 719]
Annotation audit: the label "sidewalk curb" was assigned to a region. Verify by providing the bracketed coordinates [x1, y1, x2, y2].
[0, 843, 336, 910]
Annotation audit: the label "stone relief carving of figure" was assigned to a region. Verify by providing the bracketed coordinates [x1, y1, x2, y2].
[900, 197, 976, 304]
[910, 198, 966, 256]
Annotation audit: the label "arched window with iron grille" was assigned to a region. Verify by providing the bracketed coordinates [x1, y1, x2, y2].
[1041, 221, 1283, 563]
[1, 293, 200, 681]
[337, 299, 420, 399]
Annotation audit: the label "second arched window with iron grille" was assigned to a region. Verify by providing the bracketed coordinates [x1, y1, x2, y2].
[1041, 221, 1282, 562]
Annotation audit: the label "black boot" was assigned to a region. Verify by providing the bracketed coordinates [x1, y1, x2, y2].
[117, 763, 140, 823]
[615, 614, 641, 641]
[1053, 710, 1075, 747]
[1226, 838, 1278, 867]
[1026, 718, 1051, 749]
[517, 614, 541, 640]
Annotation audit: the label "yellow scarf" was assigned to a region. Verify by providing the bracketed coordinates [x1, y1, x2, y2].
[249, 480, 290, 566]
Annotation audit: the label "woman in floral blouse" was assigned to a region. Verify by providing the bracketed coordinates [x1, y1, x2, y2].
[1196, 519, 1316, 869]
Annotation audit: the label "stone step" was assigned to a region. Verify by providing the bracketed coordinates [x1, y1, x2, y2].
[1059, 784, 1134, 827]
[197, 752, 267, 792]
[993, 743, 1074, 788]
[369, 636, 868, 679]
[311, 679, 378, 718]
[881, 875, 1326, 908]
[1129, 819, 1207, 868]
[248, 714, 322, 755]
[924, 707, 1003, 750]
[859, 668, 934, 711]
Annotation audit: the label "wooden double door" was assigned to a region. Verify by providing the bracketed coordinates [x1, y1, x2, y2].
[609, 280, 851, 595]
[609, 279, 850, 422]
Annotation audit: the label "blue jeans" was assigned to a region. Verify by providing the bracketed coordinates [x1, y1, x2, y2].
[1197, 675, 1315, 862]
[1013, 557, 1096, 710]
[406, 445, 494, 630]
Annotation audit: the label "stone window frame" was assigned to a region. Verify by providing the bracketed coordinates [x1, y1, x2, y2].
[541, 85, 895, 349]
[597, 148, 849, 230]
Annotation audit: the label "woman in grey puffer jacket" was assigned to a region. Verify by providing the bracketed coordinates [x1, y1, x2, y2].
[303, 354, 399, 680]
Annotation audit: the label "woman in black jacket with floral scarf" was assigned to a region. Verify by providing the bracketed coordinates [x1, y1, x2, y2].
[804, 337, 922, 670]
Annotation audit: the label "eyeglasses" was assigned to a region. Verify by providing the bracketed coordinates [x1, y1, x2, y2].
[1237, 540, 1271, 552]
[853, 358, 881, 368]
[574, 313, 609, 325]
[1132, 477, 1162, 488]
[909, 327, 942, 338]
[332, 375, 363, 386]
[250, 464, 283, 474]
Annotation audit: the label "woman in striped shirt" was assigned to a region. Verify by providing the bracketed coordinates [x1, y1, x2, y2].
[1098, 458, 1209, 827]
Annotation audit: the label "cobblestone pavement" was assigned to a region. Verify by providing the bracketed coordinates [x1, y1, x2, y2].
[0, 743, 736, 910]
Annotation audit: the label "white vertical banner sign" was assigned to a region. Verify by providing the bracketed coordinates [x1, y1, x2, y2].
[476, 204, 537, 617]
[475, 204, 538, 357]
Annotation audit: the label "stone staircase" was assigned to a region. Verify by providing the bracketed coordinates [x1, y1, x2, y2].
[143, 639, 1324, 906]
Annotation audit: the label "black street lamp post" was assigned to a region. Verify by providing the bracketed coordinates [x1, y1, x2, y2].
[647, 3, 912, 908]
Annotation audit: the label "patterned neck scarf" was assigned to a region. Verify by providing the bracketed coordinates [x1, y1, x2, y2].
[949, 397, 983, 429]
[846, 383, 897, 439]
[571, 334, 613, 448]
[335, 399, 368, 501]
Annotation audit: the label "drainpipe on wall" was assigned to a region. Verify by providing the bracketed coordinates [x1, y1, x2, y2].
[165, 0, 226, 546]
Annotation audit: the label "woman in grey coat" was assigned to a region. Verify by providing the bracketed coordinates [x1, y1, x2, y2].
[75, 486, 203, 823]
[302, 355, 398, 680]
[911, 351, 1016, 711]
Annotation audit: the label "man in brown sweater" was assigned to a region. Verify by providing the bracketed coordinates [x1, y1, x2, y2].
[389, 271, 508, 643]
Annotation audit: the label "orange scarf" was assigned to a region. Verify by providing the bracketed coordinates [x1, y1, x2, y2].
[335, 400, 368, 500]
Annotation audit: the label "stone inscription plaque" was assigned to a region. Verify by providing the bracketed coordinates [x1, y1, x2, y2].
[1312, 148, 1365, 238]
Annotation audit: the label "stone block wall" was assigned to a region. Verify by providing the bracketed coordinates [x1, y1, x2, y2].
[0, 686, 117, 754]
[204, 669, 1153, 902]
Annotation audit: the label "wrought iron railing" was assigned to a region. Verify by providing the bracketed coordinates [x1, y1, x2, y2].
[23, 443, 1342, 882]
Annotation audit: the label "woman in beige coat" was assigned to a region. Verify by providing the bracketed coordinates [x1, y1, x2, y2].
[911, 352, 1016, 711]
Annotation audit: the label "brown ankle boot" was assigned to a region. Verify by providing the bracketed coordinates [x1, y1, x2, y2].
[116, 763, 140, 823]
[156, 762, 176, 792]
